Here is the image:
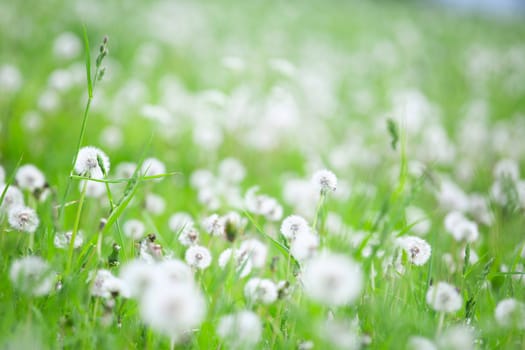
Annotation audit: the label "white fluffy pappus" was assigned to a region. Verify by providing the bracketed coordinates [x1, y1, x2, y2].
[301, 252, 363, 307]
[10, 256, 54, 296]
[74, 146, 110, 178]
[8, 205, 39, 233]
[244, 277, 278, 305]
[216, 310, 262, 348]
[426, 282, 462, 313]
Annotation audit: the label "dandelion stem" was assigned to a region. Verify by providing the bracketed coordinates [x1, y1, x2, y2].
[436, 312, 445, 336]
[66, 180, 88, 274]
[312, 192, 325, 233]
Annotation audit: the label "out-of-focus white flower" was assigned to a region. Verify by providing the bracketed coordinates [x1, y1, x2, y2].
[495, 298, 525, 329]
[119, 259, 159, 298]
[218, 248, 252, 278]
[81, 180, 106, 198]
[280, 214, 310, 241]
[218, 158, 246, 183]
[140, 281, 206, 342]
[140, 158, 166, 180]
[426, 282, 462, 313]
[217, 310, 262, 348]
[15, 164, 46, 191]
[245, 187, 283, 221]
[0, 185, 24, 211]
[54, 230, 84, 249]
[311, 169, 337, 194]
[123, 219, 146, 240]
[302, 253, 363, 306]
[320, 318, 361, 350]
[396, 235, 431, 266]
[290, 232, 319, 262]
[8, 205, 39, 233]
[144, 193, 166, 215]
[437, 180, 469, 212]
[100, 126, 123, 150]
[10, 256, 54, 296]
[437, 325, 475, 350]
[407, 336, 437, 350]
[244, 277, 278, 305]
[405, 206, 431, 236]
[185, 245, 212, 270]
[179, 227, 200, 246]
[448, 217, 479, 243]
[53, 32, 82, 60]
[75, 146, 110, 178]
[493, 158, 520, 181]
[89, 269, 130, 298]
[239, 239, 268, 268]
[169, 212, 194, 233]
[202, 214, 225, 236]
[0, 64, 23, 93]
[115, 162, 137, 178]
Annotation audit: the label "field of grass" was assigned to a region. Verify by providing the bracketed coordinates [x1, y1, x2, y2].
[1, 0, 525, 349]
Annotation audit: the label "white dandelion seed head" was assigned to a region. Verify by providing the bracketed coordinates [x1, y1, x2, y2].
[444, 211, 466, 233]
[291, 231, 320, 262]
[115, 162, 137, 178]
[9, 256, 54, 296]
[99, 125, 123, 150]
[280, 214, 310, 241]
[320, 318, 361, 350]
[244, 186, 283, 221]
[239, 239, 268, 268]
[140, 157, 166, 180]
[0, 64, 23, 93]
[0, 185, 24, 211]
[53, 32, 82, 60]
[405, 206, 431, 236]
[179, 227, 200, 246]
[123, 219, 146, 240]
[218, 157, 246, 183]
[449, 218, 479, 243]
[426, 282, 463, 313]
[302, 253, 364, 307]
[169, 212, 194, 233]
[396, 235, 431, 266]
[119, 260, 160, 298]
[75, 146, 110, 178]
[140, 281, 206, 342]
[190, 169, 215, 189]
[8, 205, 39, 233]
[495, 298, 525, 329]
[467, 194, 493, 225]
[311, 169, 337, 194]
[144, 193, 166, 215]
[217, 310, 262, 348]
[80, 180, 106, 198]
[437, 180, 469, 212]
[202, 214, 225, 237]
[158, 259, 195, 285]
[185, 245, 212, 270]
[15, 164, 46, 191]
[407, 336, 437, 350]
[437, 325, 475, 350]
[244, 278, 278, 305]
[89, 269, 121, 298]
[218, 248, 252, 278]
[54, 230, 84, 249]
[493, 158, 520, 181]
